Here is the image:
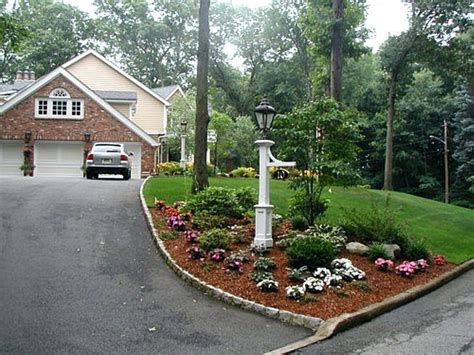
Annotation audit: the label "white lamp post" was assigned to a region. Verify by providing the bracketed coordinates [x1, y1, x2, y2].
[179, 121, 187, 169]
[253, 97, 295, 249]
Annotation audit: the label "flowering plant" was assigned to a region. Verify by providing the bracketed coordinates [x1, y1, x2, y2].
[167, 215, 186, 231]
[416, 259, 428, 272]
[224, 253, 246, 273]
[434, 255, 445, 265]
[257, 279, 279, 292]
[154, 198, 166, 210]
[187, 246, 205, 261]
[326, 274, 343, 288]
[395, 261, 417, 277]
[313, 267, 332, 283]
[286, 285, 305, 300]
[183, 230, 199, 243]
[303, 277, 325, 293]
[330, 258, 353, 270]
[253, 257, 277, 271]
[374, 258, 394, 272]
[208, 248, 226, 262]
[164, 206, 180, 217]
[335, 266, 366, 281]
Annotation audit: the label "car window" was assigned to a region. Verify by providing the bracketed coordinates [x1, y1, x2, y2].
[93, 145, 121, 152]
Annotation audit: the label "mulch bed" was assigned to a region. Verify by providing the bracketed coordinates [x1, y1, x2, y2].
[151, 207, 455, 321]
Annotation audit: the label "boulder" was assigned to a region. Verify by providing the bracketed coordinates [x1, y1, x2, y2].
[383, 244, 401, 260]
[346, 242, 369, 255]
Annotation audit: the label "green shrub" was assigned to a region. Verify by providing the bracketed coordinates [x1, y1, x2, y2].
[286, 237, 336, 270]
[157, 162, 182, 175]
[367, 242, 390, 261]
[253, 257, 277, 271]
[198, 228, 231, 251]
[342, 199, 406, 243]
[308, 224, 347, 252]
[192, 211, 225, 230]
[288, 189, 328, 226]
[159, 231, 180, 241]
[249, 271, 274, 283]
[230, 167, 257, 178]
[403, 236, 431, 261]
[291, 216, 308, 231]
[185, 187, 256, 217]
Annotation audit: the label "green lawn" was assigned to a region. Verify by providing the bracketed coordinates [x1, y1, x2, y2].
[143, 176, 474, 264]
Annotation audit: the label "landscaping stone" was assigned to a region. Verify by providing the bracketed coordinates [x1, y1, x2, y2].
[383, 244, 401, 259]
[346, 242, 369, 255]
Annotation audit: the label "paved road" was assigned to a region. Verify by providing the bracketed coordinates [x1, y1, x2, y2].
[0, 177, 311, 354]
[298, 269, 474, 355]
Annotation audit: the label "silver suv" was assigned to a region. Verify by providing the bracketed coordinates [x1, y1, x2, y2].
[85, 143, 132, 180]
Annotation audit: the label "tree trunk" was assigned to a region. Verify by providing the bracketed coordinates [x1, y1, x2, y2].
[192, 0, 211, 193]
[330, 0, 344, 102]
[383, 75, 396, 191]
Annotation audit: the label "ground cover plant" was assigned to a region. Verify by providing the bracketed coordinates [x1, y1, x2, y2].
[144, 176, 474, 263]
[148, 187, 457, 320]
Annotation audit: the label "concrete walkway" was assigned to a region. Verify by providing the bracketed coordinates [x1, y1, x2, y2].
[0, 177, 310, 354]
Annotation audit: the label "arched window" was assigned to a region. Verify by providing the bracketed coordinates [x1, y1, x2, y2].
[35, 87, 83, 119]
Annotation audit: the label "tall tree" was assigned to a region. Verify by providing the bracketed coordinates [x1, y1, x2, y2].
[193, 0, 211, 193]
[330, 0, 344, 101]
[0, 13, 29, 81]
[381, 0, 472, 190]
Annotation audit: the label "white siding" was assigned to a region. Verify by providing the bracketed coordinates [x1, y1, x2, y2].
[66, 55, 166, 134]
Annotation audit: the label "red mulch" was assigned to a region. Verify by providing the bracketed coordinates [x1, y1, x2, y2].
[151, 208, 455, 320]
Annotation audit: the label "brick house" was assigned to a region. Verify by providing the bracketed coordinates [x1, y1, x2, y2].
[0, 50, 183, 178]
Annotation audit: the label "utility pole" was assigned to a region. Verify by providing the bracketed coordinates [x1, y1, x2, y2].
[443, 120, 449, 204]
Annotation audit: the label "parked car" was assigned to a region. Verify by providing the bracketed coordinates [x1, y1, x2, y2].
[85, 143, 133, 180]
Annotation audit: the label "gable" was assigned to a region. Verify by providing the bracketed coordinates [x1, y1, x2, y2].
[64, 51, 169, 135]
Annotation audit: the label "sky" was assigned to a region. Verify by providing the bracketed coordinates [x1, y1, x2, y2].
[66, 0, 409, 51]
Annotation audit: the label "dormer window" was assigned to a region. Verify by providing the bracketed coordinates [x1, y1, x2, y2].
[35, 88, 84, 119]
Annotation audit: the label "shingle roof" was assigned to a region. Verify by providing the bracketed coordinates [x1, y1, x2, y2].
[94, 90, 137, 101]
[0, 79, 35, 93]
[152, 85, 180, 100]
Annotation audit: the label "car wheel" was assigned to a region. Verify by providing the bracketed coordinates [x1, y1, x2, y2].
[93, 173, 99, 179]
[123, 172, 130, 180]
[86, 171, 93, 179]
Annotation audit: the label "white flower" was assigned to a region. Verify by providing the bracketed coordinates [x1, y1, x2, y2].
[313, 267, 332, 283]
[257, 279, 278, 292]
[285, 285, 305, 300]
[303, 277, 325, 293]
[326, 274, 343, 287]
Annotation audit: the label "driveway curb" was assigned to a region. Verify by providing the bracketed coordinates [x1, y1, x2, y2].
[139, 177, 323, 331]
[265, 258, 474, 354]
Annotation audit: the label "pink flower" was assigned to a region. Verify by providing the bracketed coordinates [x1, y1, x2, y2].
[375, 258, 394, 271]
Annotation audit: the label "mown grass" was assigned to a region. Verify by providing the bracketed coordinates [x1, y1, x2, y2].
[143, 176, 474, 264]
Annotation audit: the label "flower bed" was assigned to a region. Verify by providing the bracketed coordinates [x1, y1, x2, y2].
[150, 206, 454, 321]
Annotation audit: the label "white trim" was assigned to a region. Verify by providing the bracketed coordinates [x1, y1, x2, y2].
[35, 97, 84, 119]
[165, 86, 185, 100]
[0, 67, 159, 147]
[62, 49, 171, 107]
[104, 99, 136, 104]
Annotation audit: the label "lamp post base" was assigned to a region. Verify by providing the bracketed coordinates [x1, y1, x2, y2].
[254, 204, 274, 248]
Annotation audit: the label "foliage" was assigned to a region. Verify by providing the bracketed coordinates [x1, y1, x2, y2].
[230, 167, 256, 178]
[303, 277, 325, 293]
[198, 228, 230, 251]
[208, 248, 226, 262]
[368, 243, 390, 261]
[286, 237, 336, 271]
[249, 271, 274, 283]
[191, 211, 225, 230]
[159, 230, 180, 241]
[285, 285, 305, 300]
[290, 216, 308, 231]
[274, 99, 362, 225]
[187, 246, 205, 260]
[224, 252, 246, 273]
[185, 186, 256, 217]
[158, 162, 184, 176]
[352, 281, 371, 292]
[307, 224, 347, 252]
[0, 13, 29, 81]
[287, 266, 309, 282]
[342, 198, 407, 243]
[253, 257, 276, 271]
[402, 237, 431, 261]
[326, 274, 343, 288]
[257, 279, 279, 292]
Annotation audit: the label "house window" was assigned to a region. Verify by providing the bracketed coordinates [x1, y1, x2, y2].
[35, 88, 84, 119]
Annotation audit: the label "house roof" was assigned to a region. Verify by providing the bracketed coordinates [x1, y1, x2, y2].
[0, 67, 158, 147]
[62, 49, 170, 107]
[152, 85, 182, 100]
[95, 90, 137, 102]
[0, 79, 35, 94]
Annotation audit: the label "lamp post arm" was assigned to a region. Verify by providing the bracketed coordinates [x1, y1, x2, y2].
[267, 149, 296, 168]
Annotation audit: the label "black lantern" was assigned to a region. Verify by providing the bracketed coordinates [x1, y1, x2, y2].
[24, 130, 32, 142]
[84, 132, 92, 142]
[254, 97, 276, 136]
[180, 121, 188, 133]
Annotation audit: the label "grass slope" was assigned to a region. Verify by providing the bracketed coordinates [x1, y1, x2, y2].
[143, 176, 474, 264]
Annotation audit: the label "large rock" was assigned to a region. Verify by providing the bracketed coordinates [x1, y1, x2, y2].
[346, 242, 369, 255]
[383, 244, 401, 260]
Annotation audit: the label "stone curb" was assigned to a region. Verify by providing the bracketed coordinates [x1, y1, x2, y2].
[265, 257, 474, 354]
[139, 177, 323, 331]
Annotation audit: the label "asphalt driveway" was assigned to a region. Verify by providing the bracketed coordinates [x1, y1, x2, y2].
[0, 177, 310, 354]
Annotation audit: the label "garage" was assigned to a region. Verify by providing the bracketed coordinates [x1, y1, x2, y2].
[123, 142, 142, 179]
[34, 141, 84, 177]
[0, 140, 24, 176]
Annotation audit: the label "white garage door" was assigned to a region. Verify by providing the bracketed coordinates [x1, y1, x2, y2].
[123, 142, 142, 179]
[35, 141, 83, 177]
[0, 140, 24, 176]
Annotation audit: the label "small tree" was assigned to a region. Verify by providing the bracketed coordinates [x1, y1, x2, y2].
[274, 99, 361, 225]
